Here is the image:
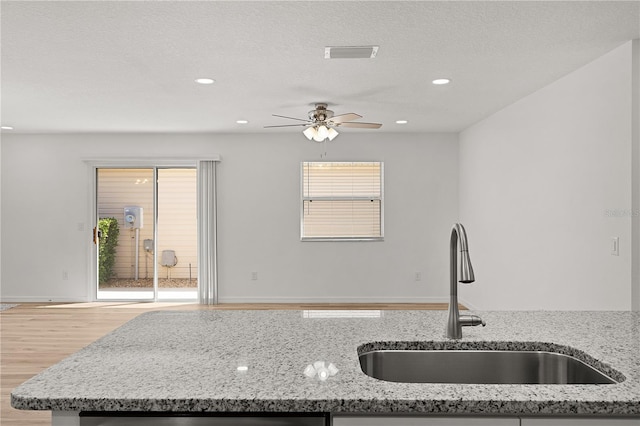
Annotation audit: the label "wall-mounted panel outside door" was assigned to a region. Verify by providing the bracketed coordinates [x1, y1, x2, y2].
[95, 168, 197, 301]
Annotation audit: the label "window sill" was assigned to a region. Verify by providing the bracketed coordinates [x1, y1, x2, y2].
[300, 237, 384, 242]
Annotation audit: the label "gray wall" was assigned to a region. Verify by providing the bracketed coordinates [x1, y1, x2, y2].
[459, 41, 636, 310]
[0, 132, 459, 302]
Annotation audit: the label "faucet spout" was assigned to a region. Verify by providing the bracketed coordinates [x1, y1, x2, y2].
[447, 223, 485, 339]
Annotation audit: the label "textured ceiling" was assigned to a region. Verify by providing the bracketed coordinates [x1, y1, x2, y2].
[1, 1, 639, 134]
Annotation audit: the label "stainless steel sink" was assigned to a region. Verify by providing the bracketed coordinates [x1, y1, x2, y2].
[359, 350, 618, 384]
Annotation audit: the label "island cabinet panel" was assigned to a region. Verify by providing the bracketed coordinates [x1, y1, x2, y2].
[53, 411, 80, 426]
[75, 414, 329, 426]
[332, 417, 518, 426]
[520, 419, 640, 426]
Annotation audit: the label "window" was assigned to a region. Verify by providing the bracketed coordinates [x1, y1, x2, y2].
[301, 161, 384, 241]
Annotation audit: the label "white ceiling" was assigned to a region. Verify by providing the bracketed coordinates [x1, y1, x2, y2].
[1, 1, 639, 134]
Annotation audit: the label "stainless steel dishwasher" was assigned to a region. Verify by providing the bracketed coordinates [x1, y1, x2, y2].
[80, 413, 330, 426]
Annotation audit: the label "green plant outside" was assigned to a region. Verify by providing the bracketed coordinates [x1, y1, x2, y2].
[98, 217, 120, 284]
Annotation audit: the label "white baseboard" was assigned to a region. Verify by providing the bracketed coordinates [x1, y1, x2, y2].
[0, 296, 90, 303]
[0, 295, 461, 305]
[217, 296, 451, 304]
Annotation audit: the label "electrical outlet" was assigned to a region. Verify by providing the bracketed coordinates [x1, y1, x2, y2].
[62, 270, 69, 280]
[414, 272, 422, 281]
[251, 272, 258, 281]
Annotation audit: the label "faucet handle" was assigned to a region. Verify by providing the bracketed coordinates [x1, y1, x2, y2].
[460, 315, 486, 328]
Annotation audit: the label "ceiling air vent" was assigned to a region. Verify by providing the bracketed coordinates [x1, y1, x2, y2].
[324, 46, 379, 59]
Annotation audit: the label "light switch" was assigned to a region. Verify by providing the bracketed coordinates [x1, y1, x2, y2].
[611, 237, 619, 256]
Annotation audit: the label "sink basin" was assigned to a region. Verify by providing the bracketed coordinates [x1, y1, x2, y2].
[359, 349, 618, 384]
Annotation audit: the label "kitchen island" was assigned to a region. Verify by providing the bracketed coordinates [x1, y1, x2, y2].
[10, 310, 640, 424]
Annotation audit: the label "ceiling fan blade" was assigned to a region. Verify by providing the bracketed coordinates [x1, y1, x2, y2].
[329, 113, 362, 124]
[272, 114, 310, 123]
[263, 123, 310, 128]
[337, 122, 382, 129]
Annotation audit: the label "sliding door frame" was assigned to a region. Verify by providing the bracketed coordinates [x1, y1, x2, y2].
[85, 157, 220, 303]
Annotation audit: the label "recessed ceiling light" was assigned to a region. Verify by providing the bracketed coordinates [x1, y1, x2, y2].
[395, 120, 408, 124]
[236, 120, 249, 124]
[1, 126, 14, 130]
[195, 78, 215, 85]
[432, 78, 451, 85]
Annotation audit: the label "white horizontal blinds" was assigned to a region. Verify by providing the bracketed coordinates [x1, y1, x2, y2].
[302, 199, 382, 237]
[302, 162, 382, 238]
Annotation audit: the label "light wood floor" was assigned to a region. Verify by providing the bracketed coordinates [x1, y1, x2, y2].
[1, 302, 455, 425]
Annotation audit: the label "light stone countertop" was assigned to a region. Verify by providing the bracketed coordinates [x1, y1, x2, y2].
[10, 310, 640, 416]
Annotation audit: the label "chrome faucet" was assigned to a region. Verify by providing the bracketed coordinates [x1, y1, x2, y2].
[447, 223, 485, 339]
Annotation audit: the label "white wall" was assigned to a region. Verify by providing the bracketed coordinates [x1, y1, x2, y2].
[0, 132, 459, 302]
[459, 42, 635, 310]
[632, 39, 640, 311]
[0, 137, 3, 295]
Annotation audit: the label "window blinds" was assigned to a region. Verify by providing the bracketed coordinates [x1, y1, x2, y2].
[302, 161, 383, 240]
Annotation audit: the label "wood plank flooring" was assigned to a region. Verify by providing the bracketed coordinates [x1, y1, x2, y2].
[1, 302, 454, 425]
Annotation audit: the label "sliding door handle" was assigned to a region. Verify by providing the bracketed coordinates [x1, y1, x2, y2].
[93, 227, 102, 244]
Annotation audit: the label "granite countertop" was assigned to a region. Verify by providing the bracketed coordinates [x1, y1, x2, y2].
[10, 310, 640, 416]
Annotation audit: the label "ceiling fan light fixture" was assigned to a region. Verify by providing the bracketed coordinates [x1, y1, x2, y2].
[303, 126, 316, 140]
[313, 125, 329, 142]
[327, 127, 339, 141]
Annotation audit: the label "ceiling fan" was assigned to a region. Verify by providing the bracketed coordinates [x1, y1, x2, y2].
[264, 103, 382, 142]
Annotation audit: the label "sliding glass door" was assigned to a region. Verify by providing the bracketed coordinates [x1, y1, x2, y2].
[95, 167, 197, 301]
[156, 168, 198, 300]
[96, 168, 155, 300]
